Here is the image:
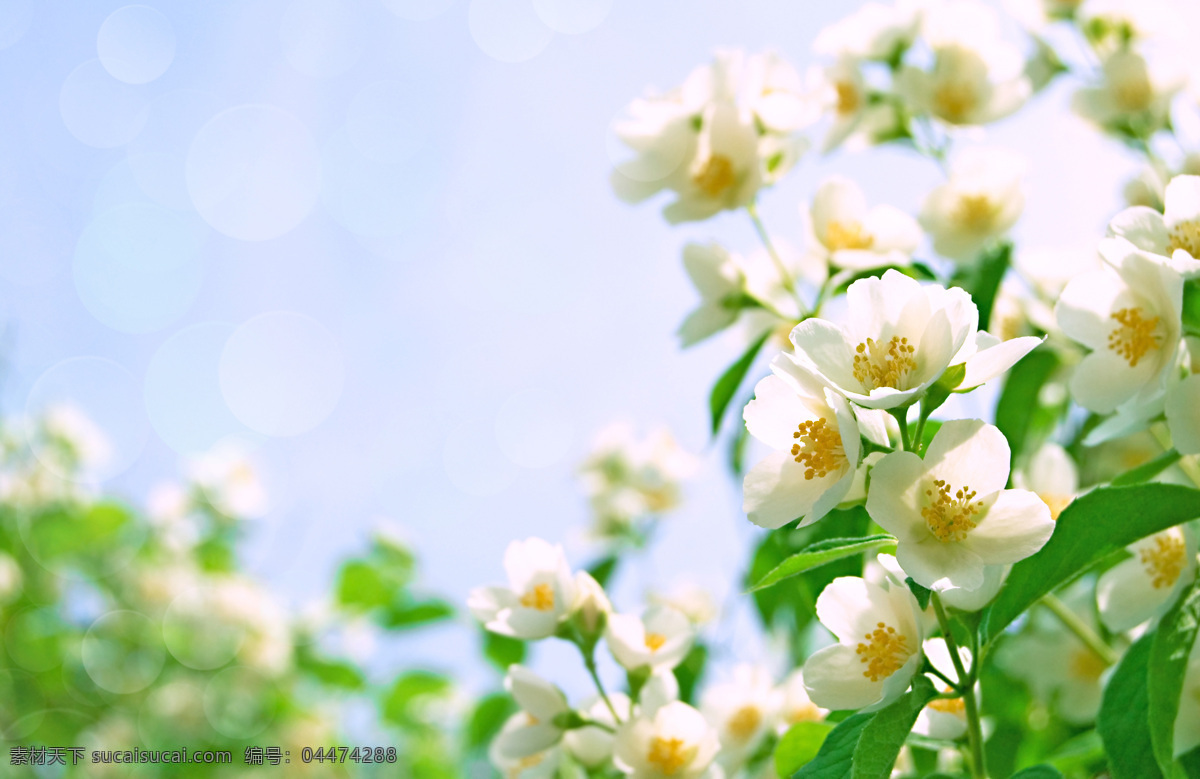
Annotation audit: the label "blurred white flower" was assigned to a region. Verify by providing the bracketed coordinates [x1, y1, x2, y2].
[642, 668, 682, 717]
[777, 669, 827, 728]
[913, 638, 971, 741]
[814, 0, 920, 61]
[802, 176, 922, 272]
[663, 103, 763, 224]
[613, 701, 721, 779]
[787, 270, 976, 410]
[490, 716, 564, 779]
[493, 666, 571, 760]
[580, 423, 696, 536]
[40, 403, 112, 474]
[919, 147, 1026, 263]
[468, 538, 580, 640]
[803, 576, 924, 711]
[1073, 50, 1182, 136]
[574, 570, 612, 635]
[648, 581, 718, 626]
[700, 664, 779, 769]
[867, 420, 1055, 592]
[679, 243, 748, 347]
[188, 442, 267, 519]
[1012, 442, 1079, 520]
[565, 693, 632, 768]
[1105, 175, 1200, 277]
[1055, 242, 1183, 413]
[1078, 0, 1170, 52]
[606, 605, 694, 672]
[1097, 525, 1196, 632]
[1166, 374, 1200, 455]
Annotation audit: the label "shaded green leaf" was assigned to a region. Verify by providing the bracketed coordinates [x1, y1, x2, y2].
[923, 363, 966, 414]
[383, 670, 452, 727]
[776, 721, 835, 776]
[905, 577, 932, 610]
[750, 535, 897, 593]
[483, 630, 526, 671]
[994, 347, 1060, 464]
[673, 643, 707, 704]
[710, 331, 771, 436]
[967, 241, 1011, 330]
[1183, 280, 1200, 333]
[1112, 448, 1182, 486]
[1099, 634, 1162, 779]
[588, 555, 618, 588]
[794, 712, 873, 779]
[382, 598, 454, 629]
[1149, 576, 1200, 777]
[337, 560, 391, 611]
[982, 484, 1200, 644]
[851, 676, 938, 779]
[1010, 766, 1063, 778]
[466, 692, 516, 750]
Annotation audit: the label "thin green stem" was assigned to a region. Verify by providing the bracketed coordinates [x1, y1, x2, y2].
[747, 202, 800, 302]
[931, 593, 986, 779]
[577, 717, 616, 734]
[582, 652, 622, 724]
[912, 401, 931, 455]
[1040, 593, 1118, 666]
[891, 408, 912, 452]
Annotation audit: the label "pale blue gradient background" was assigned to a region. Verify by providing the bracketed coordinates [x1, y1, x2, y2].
[0, 0, 1145, 699]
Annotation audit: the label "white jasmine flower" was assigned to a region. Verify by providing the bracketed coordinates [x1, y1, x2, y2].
[613, 701, 720, 779]
[803, 176, 922, 272]
[808, 58, 902, 153]
[1055, 242, 1184, 413]
[700, 664, 779, 768]
[951, 329, 1044, 392]
[641, 669, 682, 717]
[493, 666, 571, 759]
[490, 718, 563, 779]
[648, 581, 718, 626]
[679, 243, 747, 347]
[39, 403, 112, 474]
[1013, 442, 1079, 520]
[814, 1, 920, 62]
[1167, 374, 1200, 455]
[742, 51, 818, 134]
[787, 270, 976, 410]
[565, 693, 632, 768]
[919, 148, 1026, 263]
[804, 576, 924, 711]
[574, 571, 612, 635]
[777, 669, 827, 728]
[1078, 0, 1170, 52]
[913, 638, 971, 741]
[938, 563, 1011, 612]
[1174, 637, 1200, 758]
[188, 441, 268, 519]
[662, 103, 762, 224]
[606, 605, 694, 673]
[867, 420, 1056, 592]
[468, 538, 579, 640]
[1097, 526, 1196, 632]
[1105, 175, 1200, 277]
[1073, 50, 1182, 136]
[580, 423, 696, 534]
[741, 356, 868, 529]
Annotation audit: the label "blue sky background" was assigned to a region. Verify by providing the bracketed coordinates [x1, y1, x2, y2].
[0, 0, 1154, 699]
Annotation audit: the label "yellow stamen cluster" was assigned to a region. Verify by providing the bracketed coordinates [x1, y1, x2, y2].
[726, 706, 763, 742]
[835, 81, 860, 116]
[825, 220, 874, 251]
[647, 737, 696, 776]
[1041, 493, 1072, 521]
[1070, 648, 1108, 682]
[644, 632, 667, 651]
[791, 418, 846, 480]
[856, 622, 910, 681]
[928, 696, 966, 715]
[1140, 533, 1186, 590]
[1107, 307, 1161, 367]
[1169, 220, 1200, 257]
[693, 154, 735, 198]
[933, 81, 978, 124]
[508, 754, 545, 779]
[785, 702, 823, 724]
[1113, 74, 1152, 113]
[519, 583, 555, 611]
[922, 479, 983, 543]
[852, 336, 917, 391]
[954, 194, 999, 232]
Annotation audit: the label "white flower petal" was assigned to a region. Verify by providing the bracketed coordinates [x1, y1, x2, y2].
[802, 643, 887, 711]
[865, 451, 928, 543]
[1107, 208, 1169, 253]
[965, 489, 1055, 565]
[924, 420, 1011, 498]
[743, 452, 839, 529]
[958, 334, 1043, 389]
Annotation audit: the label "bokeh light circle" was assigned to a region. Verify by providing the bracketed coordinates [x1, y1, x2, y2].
[97, 5, 176, 84]
[0, 197, 74, 286]
[185, 105, 322, 241]
[0, 0, 34, 50]
[346, 80, 433, 163]
[219, 312, 345, 437]
[320, 127, 436, 238]
[59, 59, 150, 148]
[531, 0, 611, 34]
[25, 356, 150, 483]
[162, 588, 247, 671]
[82, 610, 165, 694]
[381, 0, 456, 21]
[72, 203, 208, 334]
[128, 89, 223, 211]
[494, 389, 575, 468]
[280, 0, 363, 78]
[468, 0, 554, 63]
[204, 666, 277, 738]
[443, 416, 519, 496]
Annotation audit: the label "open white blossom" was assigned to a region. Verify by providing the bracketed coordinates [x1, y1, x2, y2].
[1105, 175, 1200, 278]
[565, 693, 632, 768]
[803, 176, 922, 272]
[1055, 241, 1183, 413]
[579, 423, 696, 534]
[493, 666, 570, 759]
[1097, 526, 1196, 632]
[613, 701, 720, 779]
[803, 576, 925, 711]
[1167, 374, 1200, 455]
[919, 148, 1026, 263]
[777, 669, 827, 729]
[913, 638, 971, 741]
[490, 717, 563, 779]
[807, 58, 899, 153]
[867, 420, 1055, 592]
[468, 538, 579, 640]
[814, 0, 920, 61]
[642, 669, 682, 717]
[741, 355, 870, 529]
[700, 664, 779, 769]
[1012, 442, 1079, 521]
[606, 605, 694, 672]
[1073, 50, 1181, 135]
[679, 243, 747, 347]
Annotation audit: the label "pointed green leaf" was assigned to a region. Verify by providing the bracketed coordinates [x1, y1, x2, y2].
[750, 535, 897, 593]
[851, 676, 938, 779]
[1149, 576, 1200, 777]
[1100, 634, 1162, 779]
[994, 347, 1060, 464]
[1010, 767, 1064, 778]
[710, 331, 771, 436]
[776, 721, 835, 776]
[794, 712, 873, 779]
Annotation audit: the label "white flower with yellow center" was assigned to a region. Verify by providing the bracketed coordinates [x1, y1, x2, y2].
[814, 1, 921, 61]
[565, 693, 632, 768]
[468, 538, 579, 641]
[742, 51, 818, 135]
[606, 605, 694, 673]
[867, 420, 1056, 592]
[914, 638, 972, 741]
[808, 58, 900, 153]
[803, 576, 924, 711]
[492, 666, 571, 760]
[1104, 175, 1200, 278]
[1167, 374, 1200, 455]
[1073, 50, 1182, 136]
[1013, 442, 1079, 521]
[919, 147, 1026, 263]
[1097, 526, 1196, 632]
[787, 270, 977, 410]
[613, 701, 720, 779]
[777, 669, 828, 729]
[700, 664, 780, 768]
[679, 243, 748, 347]
[803, 176, 922, 272]
[741, 355, 875, 529]
[662, 102, 762, 224]
[1173, 637, 1200, 758]
[490, 717, 563, 779]
[1055, 241, 1183, 413]
[580, 423, 697, 534]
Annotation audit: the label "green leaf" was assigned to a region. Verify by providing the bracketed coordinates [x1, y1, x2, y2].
[381, 597, 454, 629]
[383, 671, 452, 727]
[923, 363, 966, 414]
[851, 676, 938, 779]
[673, 643, 707, 704]
[1182, 280, 1200, 334]
[298, 650, 366, 690]
[994, 347, 1059, 464]
[337, 560, 391, 611]
[483, 630, 526, 671]
[749, 535, 897, 593]
[588, 555, 618, 588]
[1099, 634, 1162, 779]
[1149, 576, 1200, 776]
[982, 484, 1200, 644]
[967, 241, 1011, 330]
[775, 721, 835, 776]
[794, 712, 873, 779]
[465, 693, 516, 750]
[1112, 448, 1182, 486]
[730, 415, 751, 476]
[905, 577, 932, 610]
[1010, 767, 1064, 778]
[710, 331, 771, 436]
